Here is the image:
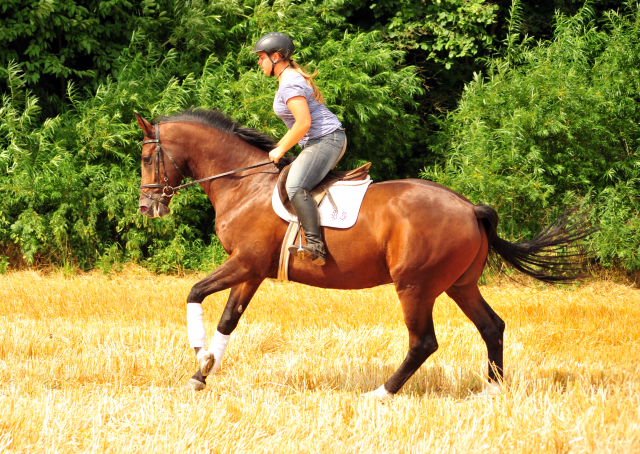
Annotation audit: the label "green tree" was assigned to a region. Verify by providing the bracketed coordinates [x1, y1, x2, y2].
[340, 0, 499, 70]
[0, 0, 169, 115]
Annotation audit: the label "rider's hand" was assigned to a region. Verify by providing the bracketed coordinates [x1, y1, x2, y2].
[269, 147, 286, 163]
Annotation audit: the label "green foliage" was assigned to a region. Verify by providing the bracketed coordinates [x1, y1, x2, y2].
[335, 0, 498, 70]
[384, 0, 498, 70]
[593, 183, 640, 269]
[0, 0, 169, 115]
[517, 0, 628, 40]
[0, 0, 424, 271]
[422, 2, 640, 271]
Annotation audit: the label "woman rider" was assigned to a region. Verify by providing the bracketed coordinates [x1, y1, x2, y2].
[251, 32, 346, 266]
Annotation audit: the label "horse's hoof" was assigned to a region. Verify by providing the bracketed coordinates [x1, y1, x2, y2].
[473, 382, 502, 399]
[363, 385, 394, 401]
[184, 378, 206, 391]
[197, 350, 215, 377]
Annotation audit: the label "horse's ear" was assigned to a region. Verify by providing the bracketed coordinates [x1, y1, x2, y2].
[134, 111, 153, 137]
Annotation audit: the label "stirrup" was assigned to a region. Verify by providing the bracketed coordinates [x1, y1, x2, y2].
[287, 244, 326, 265]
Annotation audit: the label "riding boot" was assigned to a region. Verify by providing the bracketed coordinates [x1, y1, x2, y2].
[287, 188, 326, 265]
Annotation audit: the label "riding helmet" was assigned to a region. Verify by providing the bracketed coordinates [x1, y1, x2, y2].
[251, 32, 295, 59]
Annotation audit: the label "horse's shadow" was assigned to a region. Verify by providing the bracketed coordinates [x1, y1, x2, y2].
[261, 362, 491, 399]
[258, 363, 613, 399]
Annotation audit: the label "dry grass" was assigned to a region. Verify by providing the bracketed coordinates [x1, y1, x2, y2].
[1, 268, 639, 453]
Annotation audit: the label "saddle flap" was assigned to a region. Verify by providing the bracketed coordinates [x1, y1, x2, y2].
[277, 162, 371, 215]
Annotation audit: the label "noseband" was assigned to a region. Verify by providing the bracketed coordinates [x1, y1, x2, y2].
[140, 123, 274, 204]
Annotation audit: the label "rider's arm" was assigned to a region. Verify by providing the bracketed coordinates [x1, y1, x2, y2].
[269, 96, 311, 163]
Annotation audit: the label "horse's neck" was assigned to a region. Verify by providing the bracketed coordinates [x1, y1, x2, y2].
[188, 129, 278, 213]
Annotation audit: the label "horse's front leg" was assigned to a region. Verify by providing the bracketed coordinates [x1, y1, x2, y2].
[184, 254, 264, 390]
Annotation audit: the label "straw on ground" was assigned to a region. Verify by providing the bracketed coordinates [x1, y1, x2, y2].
[1, 269, 639, 453]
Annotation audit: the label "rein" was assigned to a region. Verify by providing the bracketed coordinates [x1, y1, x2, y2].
[140, 123, 274, 203]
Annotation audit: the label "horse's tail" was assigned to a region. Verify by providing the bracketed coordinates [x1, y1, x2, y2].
[473, 204, 596, 283]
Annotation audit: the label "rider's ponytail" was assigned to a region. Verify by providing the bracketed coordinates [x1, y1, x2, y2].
[290, 60, 325, 105]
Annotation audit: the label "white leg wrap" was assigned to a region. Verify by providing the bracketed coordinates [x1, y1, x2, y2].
[186, 303, 206, 348]
[207, 330, 230, 375]
[363, 385, 394, 401]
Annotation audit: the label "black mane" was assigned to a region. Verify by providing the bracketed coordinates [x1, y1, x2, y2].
[156, 108, 277, 152]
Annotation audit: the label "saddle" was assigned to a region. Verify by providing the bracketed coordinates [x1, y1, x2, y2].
[275, 162, 371, 282]
[277, 162, 371, 214]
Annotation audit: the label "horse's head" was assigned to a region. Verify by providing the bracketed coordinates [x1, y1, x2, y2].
[135, 112, 186, 218]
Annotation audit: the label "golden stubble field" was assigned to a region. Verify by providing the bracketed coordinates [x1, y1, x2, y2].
[0, 269, 639, 453]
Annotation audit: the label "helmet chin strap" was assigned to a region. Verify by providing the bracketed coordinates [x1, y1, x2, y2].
[268, 53, 285, 77]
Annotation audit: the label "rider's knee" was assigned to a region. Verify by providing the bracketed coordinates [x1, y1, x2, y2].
[286, 183, 300, 201]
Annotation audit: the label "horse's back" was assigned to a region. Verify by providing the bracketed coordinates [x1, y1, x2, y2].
[369, 177, 473, 199]
[361, 178, 477, 229]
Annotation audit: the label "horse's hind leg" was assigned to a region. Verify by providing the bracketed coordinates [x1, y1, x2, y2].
[446, 282, 505, 383]
[367, 287, 438, 399]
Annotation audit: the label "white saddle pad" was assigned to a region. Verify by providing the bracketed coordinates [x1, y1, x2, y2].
[272, 177, 372, 228]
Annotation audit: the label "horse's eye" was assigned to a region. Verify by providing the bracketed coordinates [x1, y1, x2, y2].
[143, 156, 152, 165]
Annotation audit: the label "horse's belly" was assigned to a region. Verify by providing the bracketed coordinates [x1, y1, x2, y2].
[287, 249, 393, 290]
[287, 219, 393, 289]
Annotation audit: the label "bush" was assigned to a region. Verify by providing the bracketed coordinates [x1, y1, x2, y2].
[422, 2, 640, 271]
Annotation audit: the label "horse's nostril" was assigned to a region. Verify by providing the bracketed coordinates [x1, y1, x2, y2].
[140, 206, 148, 213]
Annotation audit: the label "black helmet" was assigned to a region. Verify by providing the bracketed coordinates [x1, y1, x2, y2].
[251, 32, 295, 59]
[251, 32, 295, 77]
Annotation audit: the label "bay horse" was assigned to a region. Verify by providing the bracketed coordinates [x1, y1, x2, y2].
[135, 109, 591, 398]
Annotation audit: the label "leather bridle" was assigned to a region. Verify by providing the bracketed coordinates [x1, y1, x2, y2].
[139, 123, 274, 204]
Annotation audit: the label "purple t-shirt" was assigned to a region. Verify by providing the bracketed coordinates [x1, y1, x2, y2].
[273, 72, 342, 148]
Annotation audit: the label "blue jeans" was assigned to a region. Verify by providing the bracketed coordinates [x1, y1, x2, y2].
[285, 129, 347, 200]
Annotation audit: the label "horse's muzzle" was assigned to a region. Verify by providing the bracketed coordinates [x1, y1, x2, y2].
[139, 200, 171, 218]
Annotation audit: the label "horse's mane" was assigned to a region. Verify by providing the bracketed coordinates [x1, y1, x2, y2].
[156, 108, 277, 153]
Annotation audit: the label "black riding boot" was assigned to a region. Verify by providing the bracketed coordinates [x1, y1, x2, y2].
[288, 188, 326, 265]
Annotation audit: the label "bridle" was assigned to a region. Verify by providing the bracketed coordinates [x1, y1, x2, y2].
[140, 123, 274, 204]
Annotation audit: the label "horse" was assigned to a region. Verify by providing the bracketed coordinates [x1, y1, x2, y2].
[135, 108, 592, 399]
